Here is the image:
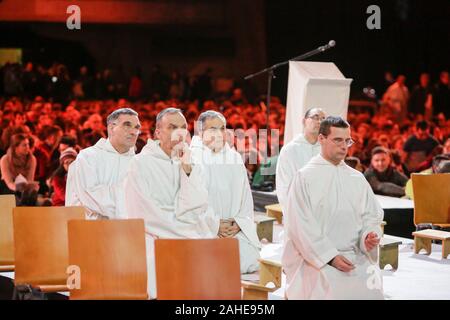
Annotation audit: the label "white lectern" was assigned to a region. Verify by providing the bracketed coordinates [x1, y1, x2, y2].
[284, 61, 353, 144]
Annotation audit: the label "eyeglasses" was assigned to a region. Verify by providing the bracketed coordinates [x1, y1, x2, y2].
[323, 135, 355, 147]
[307, 114, 326, 122]
[113, 122, 141, 134]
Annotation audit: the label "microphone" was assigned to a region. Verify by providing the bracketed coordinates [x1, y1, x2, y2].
[318, 40, 336, 52]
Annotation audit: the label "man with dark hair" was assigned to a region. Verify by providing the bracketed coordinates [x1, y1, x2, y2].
[364, 147, 408, 197]
[66, 107, 140, 219]
[434, 71, 450, 118]
[276, 107, 326, 210]
[282, 116, 384, 299]
[403, 120, 439, 175]
[409, 73, 433, 115]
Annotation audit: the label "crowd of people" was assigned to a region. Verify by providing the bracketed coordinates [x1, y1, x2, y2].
[0, 61, 449, 207]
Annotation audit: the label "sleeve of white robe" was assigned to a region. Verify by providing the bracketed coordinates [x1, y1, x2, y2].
[125, 160, 218, 238]
[233, 165, 261, 248]
[176, 164, 220, 235]
[276, 148, 295, 211]
[65, 154, 121, 219]
[358, 183, 384, 262]
[285, 171, 339, 269]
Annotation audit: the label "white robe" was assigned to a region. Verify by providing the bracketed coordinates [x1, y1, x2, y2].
[65, 138, 134, 219]
[276, 133, 321, 211]
[124, 139, 220, 299]
[282, 154, 384, 300]
[191, 139, 261, 273]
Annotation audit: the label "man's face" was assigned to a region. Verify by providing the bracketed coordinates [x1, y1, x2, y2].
[108, 114, 141, 150]
[420, 74, 430, 88]
[371, 152, 391, 173]
[201, 117, 226, 152]
[155, 112, 188, 152]
[416, 127, 429, 140]
[319, 126, 352, 164]
[303, 109, 326, 135]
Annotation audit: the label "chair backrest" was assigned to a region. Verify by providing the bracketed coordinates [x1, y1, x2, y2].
[13, 206, 85, 286]
[68, 219, 148, 300]
[412, 173, 450, 225]
[0, 195, 16, 266]
[155, 238, 241, 300]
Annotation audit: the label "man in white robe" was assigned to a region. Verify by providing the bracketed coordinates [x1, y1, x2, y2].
[276, 108, 326, 211]
[282, 116, 384, 300]
[124, 108, 219, 299]
[191, 110, 261, 274]
[65, 108, 141, 219]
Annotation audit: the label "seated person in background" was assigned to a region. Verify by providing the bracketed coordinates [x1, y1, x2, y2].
[344, 156, 365, 173]
[49, 147, 78, 206]
[402, 120, 440, 175]
[404, 154, 450, 199]
[364, 146, 408, 197]
[0, 133, 37, 194]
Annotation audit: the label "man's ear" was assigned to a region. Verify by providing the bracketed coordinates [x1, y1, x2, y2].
[107, 123, 113, 137]
[318, 134, 325, 144]
[154, 128, 160, 140]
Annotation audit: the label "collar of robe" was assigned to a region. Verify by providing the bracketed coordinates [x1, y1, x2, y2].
[95, 138, 135, 156]
[294, 133, 320, 146]
[313, 153, 346, 167]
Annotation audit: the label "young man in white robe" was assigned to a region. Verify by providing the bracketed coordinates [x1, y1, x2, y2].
[282, 116, 384, 300]
[65, 108, 141, 219]
[191, 110, 261, 274]
[276, 108, 326, 211]
[124, 107, 219, 299]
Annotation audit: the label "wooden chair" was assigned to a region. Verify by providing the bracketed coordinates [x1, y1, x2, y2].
[67, 219, 148, 300]
[12, 206, 85, 293]
[155, 238, 242, 300]
[412, 174, 450, 229]
[0, 195, 16, 272]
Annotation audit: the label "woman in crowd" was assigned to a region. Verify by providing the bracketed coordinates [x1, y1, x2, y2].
[49, 147, 78, 206]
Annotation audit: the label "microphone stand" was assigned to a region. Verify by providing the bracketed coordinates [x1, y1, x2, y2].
[244, 41, 335, 183]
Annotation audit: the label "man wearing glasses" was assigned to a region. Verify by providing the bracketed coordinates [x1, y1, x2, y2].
[66, 108, 141, 219]
[276, 108, 326, 211]
[282, 116, 384, 299]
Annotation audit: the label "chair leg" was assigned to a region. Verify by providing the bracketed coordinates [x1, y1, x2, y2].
[414, 237, 431, 255]
[442, 239, 450, 259]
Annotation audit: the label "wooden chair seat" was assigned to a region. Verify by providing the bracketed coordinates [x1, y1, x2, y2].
[68, 219, 148, 300]
[155, 238, 242, 300]
[0, 195, 16, 273]
[13, 206, 85, 294]
[412, 174, 450, 232]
